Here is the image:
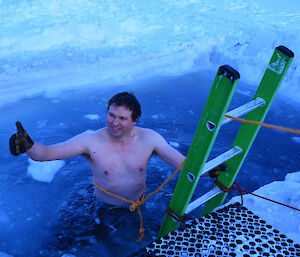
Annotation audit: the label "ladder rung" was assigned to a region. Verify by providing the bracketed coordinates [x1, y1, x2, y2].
[201, 146, 243, 177]
[186, 187, 223, 214]
[222, 97, 266, 126]
[185, 146, 243, 214]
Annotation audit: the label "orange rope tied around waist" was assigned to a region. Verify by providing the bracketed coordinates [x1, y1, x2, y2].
[92, 160, 185, 242]
[225, 115, 300, 135]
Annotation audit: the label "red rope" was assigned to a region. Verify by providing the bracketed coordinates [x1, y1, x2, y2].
[166, 206, 194, 223]
[215, 180, 300, 212]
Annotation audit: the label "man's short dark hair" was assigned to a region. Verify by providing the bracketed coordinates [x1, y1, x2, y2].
[108, 92, 141, 121]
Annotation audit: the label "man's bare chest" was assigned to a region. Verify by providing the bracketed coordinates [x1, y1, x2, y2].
[87, 142, 153, 177]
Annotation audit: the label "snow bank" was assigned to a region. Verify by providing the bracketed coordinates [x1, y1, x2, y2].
[0, 0, 299, 106]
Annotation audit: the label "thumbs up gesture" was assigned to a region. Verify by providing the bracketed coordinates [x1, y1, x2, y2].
[9, 122, 34, 156]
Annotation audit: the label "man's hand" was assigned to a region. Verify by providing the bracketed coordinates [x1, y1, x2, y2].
[9, 121, 34, 156]
[208, 163, 228, 178]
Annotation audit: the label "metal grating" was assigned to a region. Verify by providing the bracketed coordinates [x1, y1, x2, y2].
[130, 203, 300, 257]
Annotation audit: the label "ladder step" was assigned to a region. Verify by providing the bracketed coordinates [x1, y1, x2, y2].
[185, 146, 243, 214]
[201, 146, 243, 176]
[186, 187, 222, 214]
[222, 97, 266, 126]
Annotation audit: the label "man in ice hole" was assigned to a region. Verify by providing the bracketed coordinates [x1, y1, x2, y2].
[9, 92, 225, 207]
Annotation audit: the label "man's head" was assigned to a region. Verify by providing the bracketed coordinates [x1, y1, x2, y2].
[107, 92, 141, 122]
[106, 92, 141, 138]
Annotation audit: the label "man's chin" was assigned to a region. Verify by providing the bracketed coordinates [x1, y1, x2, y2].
[109, 128, 122, 137]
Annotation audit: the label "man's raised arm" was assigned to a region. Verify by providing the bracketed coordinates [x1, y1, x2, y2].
[9, 121, 88, 161]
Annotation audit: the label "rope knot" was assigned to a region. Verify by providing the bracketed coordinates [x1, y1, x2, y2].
[92, 161, 186, 242]
[130, 200, 142, 212]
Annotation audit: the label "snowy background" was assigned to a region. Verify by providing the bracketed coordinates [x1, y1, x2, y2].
[1, 0, 300, 106]
[0, 0, 299, 256]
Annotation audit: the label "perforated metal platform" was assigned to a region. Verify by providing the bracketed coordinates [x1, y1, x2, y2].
[130, 203, 300, 257]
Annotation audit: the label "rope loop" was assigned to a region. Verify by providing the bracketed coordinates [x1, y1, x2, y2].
[130, 200, 142, 212]
[215, 179, 232, 193]
[166, 206, 193, 224]
[92, 161, 185, 241]
[215, 180, 244, 204]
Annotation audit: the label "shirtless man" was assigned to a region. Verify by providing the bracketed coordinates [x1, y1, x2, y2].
[9, 92, 185, 206]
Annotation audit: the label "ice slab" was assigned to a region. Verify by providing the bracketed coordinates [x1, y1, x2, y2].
[27, 158, 65, 183]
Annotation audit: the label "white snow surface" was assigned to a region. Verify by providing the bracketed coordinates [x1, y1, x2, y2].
[0, 0, 299, 106]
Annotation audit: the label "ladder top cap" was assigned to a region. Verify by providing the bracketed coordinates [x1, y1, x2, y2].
[276, 46, 294, 58]
[218, 65, 240, 84]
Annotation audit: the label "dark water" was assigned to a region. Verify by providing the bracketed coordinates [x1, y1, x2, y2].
[0, 70, 299, 256]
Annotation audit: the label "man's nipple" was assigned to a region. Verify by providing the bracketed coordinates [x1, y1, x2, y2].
[104, 170, 108, 175]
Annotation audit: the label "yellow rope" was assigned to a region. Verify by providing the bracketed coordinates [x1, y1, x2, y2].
[92, 160, 185, 242]
[225, 115, 300, 135]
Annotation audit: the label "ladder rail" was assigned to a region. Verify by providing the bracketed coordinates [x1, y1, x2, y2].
[157, 65, 240, 238]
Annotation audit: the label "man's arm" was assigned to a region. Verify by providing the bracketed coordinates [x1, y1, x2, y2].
[151, 130, 185, 169]
[27, 134, 89, 161]
[10, 121, 89, 161]
[150, 130, 227, 178]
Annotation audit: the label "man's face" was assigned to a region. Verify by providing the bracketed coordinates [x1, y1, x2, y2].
[106, 104, 137, 137]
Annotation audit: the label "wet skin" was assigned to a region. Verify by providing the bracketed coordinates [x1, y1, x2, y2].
[27, 104, 185, 206]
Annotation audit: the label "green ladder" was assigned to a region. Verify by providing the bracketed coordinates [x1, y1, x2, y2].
[158, 46, 294, 238]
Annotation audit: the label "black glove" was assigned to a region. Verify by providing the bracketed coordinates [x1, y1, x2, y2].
[208, 163, 228, 178]
[9, 121, 34, 156]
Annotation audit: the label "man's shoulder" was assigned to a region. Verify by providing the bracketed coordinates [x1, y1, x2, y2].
[75, 128, 106, 141]
[134, 127, 163, 141]
[135, 127, 155, 135]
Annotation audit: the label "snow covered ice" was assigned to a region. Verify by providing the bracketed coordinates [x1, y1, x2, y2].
[83, 114, 100, 121]
[1, 0, 300, 106]
[0, 0, 299, 256]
